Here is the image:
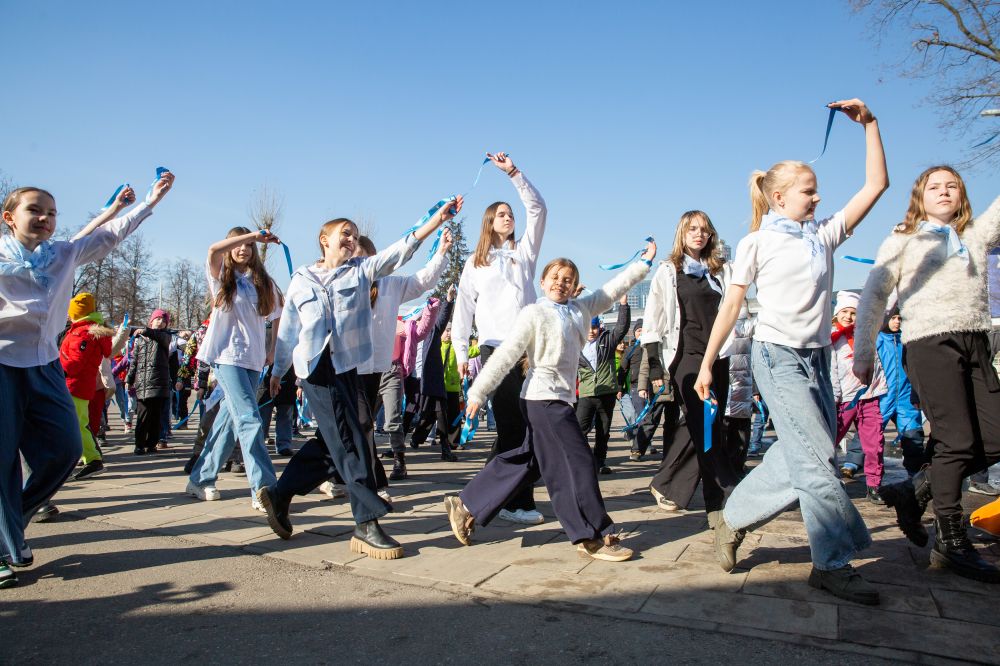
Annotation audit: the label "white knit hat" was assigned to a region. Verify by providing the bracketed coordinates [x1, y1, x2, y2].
[835, 290, 860, 314]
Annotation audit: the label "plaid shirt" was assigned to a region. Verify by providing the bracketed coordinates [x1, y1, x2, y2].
[275, 233, 420, 379]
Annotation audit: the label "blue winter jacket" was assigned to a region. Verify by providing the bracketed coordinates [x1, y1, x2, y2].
[876, 331, 922, 433]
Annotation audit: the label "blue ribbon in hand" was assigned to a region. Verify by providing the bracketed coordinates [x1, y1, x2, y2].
[600, 237, 655, 270]
[808, 106, 838, 164]
[704, 390, 718, 452]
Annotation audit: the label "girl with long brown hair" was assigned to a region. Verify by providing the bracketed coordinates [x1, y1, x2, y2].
[451, 152, 547, 525]
[187, 226, 285, 512]
[641, 210, 740, 522]
[855, 167, 1000, 583]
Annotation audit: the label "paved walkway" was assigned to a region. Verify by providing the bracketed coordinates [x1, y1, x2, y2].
[45, 413, 1000, 665]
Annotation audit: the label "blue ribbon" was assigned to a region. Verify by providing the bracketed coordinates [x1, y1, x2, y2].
[809, 106, 838, 164]
[143, 167, 170, 204]
[467, 157, 491, 191]
[122, 312, 130, 330]
[972, 131, 999, 149]
[456, 377, 479, 445]
[843, 255, 875, 265]
[848, 385, 868, 409]
[173, 398, 202, 429]
[704, 391, 718, 452]
[600, 237, 654, 270]
[629, 383, 667, 429]
[402, 300, 430, 321]
[100, 184, 131, 211]
[259, 230, 294, 277]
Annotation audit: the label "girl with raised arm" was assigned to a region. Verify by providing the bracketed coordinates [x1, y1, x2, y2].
[451, 152, 547, 525]
[693, 99, 888, 605]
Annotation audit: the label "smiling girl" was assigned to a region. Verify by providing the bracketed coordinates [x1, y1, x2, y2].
[444, 241, 655, 562]
[693, 99, 888, 605]
[0, 172, 174, 587]
[855, 167, 1000, 583]
[187, 226, 284, 511]
[257, 196, 462, 560]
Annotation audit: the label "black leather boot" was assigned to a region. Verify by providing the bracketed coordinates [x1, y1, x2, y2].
[931, 513, 1000, 583]
[350, 520, 404, 560]
[440, 441, 457, 462]
[389, 452, 407, 481]
[257, 486, 293, 540]
[881, 466, 931, 547]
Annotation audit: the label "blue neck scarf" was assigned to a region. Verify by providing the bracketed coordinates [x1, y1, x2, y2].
[681, 254, 722, 295]
[760, 211, 825, 281]
[920, 221, 968, 263]
[0, 234, 56, 288]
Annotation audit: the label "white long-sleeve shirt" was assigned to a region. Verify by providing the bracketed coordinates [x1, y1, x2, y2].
[356, 250, 447, 375]
[0, 202, 153, 368]
[451, 171, 546, 365]
[469, 261, 649, 405]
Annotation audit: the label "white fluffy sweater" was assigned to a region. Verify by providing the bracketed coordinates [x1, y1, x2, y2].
[855, 194, 1000, 368]
[468, 261, 650, 405]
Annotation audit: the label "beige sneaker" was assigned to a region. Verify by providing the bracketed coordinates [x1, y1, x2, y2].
[443, 494, 475, 546]
[649, 486, 679, 511]
[577, 534, 634, 562]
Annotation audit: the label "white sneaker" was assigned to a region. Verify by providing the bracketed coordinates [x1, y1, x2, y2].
[251, 498, 266, 513]
[318, 481, 347, 500]
[377, 488, 392, 503]
[499, 508, 545, 525]
[186, 480, 220, 501]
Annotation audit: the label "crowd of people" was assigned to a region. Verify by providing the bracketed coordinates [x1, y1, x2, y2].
[2, 100, 1000, 605]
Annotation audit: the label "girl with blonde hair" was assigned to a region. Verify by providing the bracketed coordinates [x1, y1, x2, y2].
[694, 99, 888, 605]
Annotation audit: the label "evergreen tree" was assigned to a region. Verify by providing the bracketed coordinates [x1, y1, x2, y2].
[432, 216, 470, 299]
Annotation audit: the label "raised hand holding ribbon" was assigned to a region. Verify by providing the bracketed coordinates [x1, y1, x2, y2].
[145, 168, 174, 206]
[600, 236, 656, 271]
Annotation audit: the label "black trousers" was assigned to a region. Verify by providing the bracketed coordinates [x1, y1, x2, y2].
[175, 388, 191, 423]
[275, 371, 388, 524]
[905, 331, 1000, 519]
[410, 392, 461, 450]
[650, 354, 739, 512]
[356, 372, 389, 488]
[135, 397, 165, 453]
[460, 399, 613, 543]
[725, 416, 751, 477]
[402, 376, 420, 433]
[480, 345, 535, 512]
[576, 393, 617, 466]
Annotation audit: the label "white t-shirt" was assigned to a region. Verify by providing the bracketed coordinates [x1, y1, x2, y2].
[731, 210, 848, 348]
[197, 262, 283, 371]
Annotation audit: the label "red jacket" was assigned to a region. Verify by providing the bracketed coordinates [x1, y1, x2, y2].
[60, 317, 114, 399]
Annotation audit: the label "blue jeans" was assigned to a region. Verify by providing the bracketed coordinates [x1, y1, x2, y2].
[723, 342, 871, 570]
[0, 361, 82, 563]
[260, 402, 294, 451]
[190, 364, 277, 496]
[114, 381, 128, 421]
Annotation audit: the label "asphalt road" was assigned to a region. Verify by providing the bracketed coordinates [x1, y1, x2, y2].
[1, 515, 905, 665]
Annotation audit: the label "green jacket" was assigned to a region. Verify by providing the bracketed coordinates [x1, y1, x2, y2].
[578, 303, 630, 397]
[442, 341, 461, 393]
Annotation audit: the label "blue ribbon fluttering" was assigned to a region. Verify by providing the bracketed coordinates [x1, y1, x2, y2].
[629, 383, 667, 428]
[808, 106, 838, 164]
[704, 391, 718, 452]
[456, 377, 479, 445]
[402, 299, 430, 321]
[848, 385, 868, 409]
[100, 184, 130, 211]
[173, 398, 202, 429]
[122, 312, 130, 330]
[754, 399, 766, 421]
[600, 236, 654, 270]
[259, 230, 294, 277]
[843, 255, 875, 265]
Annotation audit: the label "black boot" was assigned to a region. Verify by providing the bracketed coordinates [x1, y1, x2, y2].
[881, 467, 931, 547]
[440, 442, 457, 462]
[389, 452, 407, 480]
[931, 513, 1000, 583]
[257, 486, 293, 540]
[350, 520, 404, 560]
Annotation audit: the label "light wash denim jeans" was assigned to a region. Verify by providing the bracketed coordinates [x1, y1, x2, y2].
[723, 342, 871, 570]
[190, 363, 277, 497]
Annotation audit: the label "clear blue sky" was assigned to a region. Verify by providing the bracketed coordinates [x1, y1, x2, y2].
[5, 1, 997, 294]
